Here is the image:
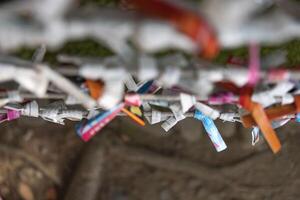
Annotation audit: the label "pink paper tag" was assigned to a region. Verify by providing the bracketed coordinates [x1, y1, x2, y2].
[77, 103, 124, 142]
[208, 92, 236, 105]
[247, 43, 260, 86]
[7, 110, 21, 120]
[0, 109, 21, 123]
[124, 94, 142, 107]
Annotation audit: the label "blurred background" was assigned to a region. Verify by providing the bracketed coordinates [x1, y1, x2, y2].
[0, 0, 299, 199]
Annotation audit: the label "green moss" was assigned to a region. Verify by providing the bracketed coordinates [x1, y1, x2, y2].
[78, 0, 119, 7]
[13, 0, 300, 67]
[14, 39, 113, 64]
[214, 47, 247, 64]
[14, 48, 36, 61]
[14, 39, 300, 67]
[283, 40, 300, 66]
[214, 40, 300, 66]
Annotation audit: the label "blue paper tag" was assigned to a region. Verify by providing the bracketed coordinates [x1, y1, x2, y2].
[194, 110, 227, 152]
[137, 80, 154, 94]
[296, 113, 300, 123]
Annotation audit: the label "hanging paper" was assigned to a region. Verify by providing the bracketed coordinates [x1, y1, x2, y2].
[77, 103, 124, 141]
[194, 110, 227, 152]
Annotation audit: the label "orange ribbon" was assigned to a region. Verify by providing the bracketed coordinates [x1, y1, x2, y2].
[127, 0, 219, 59]
[240, 86, 281, 153]
[121, 107, 145, 126]
[242, 95, 300, 128]
[85, 80, 104, 100]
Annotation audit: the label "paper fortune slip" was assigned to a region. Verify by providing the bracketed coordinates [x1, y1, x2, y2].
[76, 103, 124, 142]
[194, 110, 227, 152]
[0, 109, 21, 123]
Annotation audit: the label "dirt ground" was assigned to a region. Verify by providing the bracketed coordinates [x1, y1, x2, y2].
[0, 116, 299, 200]
[1, 0, 300, 199]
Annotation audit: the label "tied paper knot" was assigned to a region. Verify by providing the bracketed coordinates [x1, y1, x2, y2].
[76, 103, 124, 142]
[194, 110, 227, 152]
[125, 94, 142, 107]
[194, 102, 220, 120]
[0, 109, 21, 123]
[208, 92, 236, 105]
[161, 103, 186, 132]
[22, 101, 39, 117]
[219, 113, 240, 122]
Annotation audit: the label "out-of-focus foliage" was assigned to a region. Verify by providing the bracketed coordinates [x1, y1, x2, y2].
[215, 40, 300, 66]
[15, 39, 113, 64]
[13, 0, 300, 66]
[78, 0, 119, 7]
[14, 39, 300, 66]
